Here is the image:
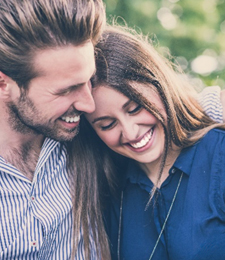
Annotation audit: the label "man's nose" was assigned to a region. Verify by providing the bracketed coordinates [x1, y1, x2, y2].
[72, 82, 95, 113]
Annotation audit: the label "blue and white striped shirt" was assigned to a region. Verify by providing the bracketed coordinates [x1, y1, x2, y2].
[198, 85, 223, 123]
[0, 138, 95, 260]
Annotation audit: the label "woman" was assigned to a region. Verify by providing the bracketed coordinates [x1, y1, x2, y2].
[73, 25, 225, 260]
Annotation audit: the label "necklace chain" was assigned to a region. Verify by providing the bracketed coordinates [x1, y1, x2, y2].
[117, 172, 183, 260]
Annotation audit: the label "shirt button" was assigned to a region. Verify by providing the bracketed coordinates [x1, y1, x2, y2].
[31, 241, 37, 247]
[31, 196, 35, 201]
[171, 168, 176, 174]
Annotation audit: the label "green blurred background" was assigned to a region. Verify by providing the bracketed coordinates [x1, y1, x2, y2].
[103, 0, 225, 91]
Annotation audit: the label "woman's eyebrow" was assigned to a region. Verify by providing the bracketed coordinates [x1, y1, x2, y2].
[92, 116, 113, 124]
[122, 99, 132, 109]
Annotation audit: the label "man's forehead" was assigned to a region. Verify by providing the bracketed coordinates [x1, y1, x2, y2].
[32, 43, 95, 76]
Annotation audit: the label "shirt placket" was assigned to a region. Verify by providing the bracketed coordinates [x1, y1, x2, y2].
[29, 140, 61, 259]
[153, 190, 168, 249]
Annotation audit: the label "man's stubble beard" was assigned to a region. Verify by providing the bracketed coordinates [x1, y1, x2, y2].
[6, 92, 80, 142]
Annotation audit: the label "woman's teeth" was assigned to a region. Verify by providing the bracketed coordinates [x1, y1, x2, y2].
[130, 129, 153, 149]
[61, 115, 80, 123]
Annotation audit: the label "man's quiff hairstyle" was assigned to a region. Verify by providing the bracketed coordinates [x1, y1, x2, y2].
[0, 0, 105, 88]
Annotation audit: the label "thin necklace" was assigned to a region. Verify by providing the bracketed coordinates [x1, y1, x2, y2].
[117, 172, 183, 260]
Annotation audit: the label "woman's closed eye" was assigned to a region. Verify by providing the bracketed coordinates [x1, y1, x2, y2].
[100, 120, 117, 131]
[98, 104, 142, 131]
[128, 104, 142, 114]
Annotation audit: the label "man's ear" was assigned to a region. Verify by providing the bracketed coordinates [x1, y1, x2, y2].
[0, 71, 14, 99]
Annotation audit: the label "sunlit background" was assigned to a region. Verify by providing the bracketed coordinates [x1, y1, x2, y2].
[103, 0, 225, 91]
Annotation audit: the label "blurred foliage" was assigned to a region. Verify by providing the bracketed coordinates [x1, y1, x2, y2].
[103, 0, 225, 90]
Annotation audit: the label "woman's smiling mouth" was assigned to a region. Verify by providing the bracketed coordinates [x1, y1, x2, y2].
[128, 128, 154, 149]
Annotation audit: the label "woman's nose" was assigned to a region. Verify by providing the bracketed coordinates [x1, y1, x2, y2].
[121, 121, 139, 143]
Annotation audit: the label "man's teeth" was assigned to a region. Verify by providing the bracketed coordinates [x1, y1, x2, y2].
[130, 129, 153, 149]
[61, 115, 80, 123]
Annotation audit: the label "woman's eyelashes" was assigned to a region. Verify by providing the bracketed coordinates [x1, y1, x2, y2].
[100, 120, 117, 131]
[98, 104, 143, 131]
[128, 104, 142, 114]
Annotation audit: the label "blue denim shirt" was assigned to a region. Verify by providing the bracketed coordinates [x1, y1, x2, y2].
[106, 128, 225, 260]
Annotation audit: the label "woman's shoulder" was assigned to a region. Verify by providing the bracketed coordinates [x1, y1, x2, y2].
[177, 128, 225, 171]
[196, 128, 225, 152]
[204, 128, 225, 138]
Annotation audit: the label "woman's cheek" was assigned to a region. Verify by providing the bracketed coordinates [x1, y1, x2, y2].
[98, 131, 119, 148]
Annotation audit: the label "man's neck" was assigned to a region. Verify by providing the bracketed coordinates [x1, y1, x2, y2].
[0, 126, 45, 181]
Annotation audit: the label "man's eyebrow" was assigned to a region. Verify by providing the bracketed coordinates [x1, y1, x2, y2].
[55, 68, 96, 95]
[54, 83, 83, 95]
[92, 116, 112, 124]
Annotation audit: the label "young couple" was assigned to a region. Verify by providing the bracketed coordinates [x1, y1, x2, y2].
[1, 0, 224, 258]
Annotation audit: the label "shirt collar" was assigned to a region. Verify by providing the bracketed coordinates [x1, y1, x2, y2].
[172, 142, 198, 176]
[34, 138, 65, 176]
[126, 160, 148, 183]
[123, 160, 153, 190]
[124, 142, 198, 188]
[0, 137, 64, 182]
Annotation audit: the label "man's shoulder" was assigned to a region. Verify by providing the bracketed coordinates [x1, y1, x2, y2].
[198, 86, 223, 123]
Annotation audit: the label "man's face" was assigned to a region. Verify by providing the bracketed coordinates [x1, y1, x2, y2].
[7, 42, 96, 142]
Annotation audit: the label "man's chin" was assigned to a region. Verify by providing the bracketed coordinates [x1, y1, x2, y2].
[49, 127, 80, 142]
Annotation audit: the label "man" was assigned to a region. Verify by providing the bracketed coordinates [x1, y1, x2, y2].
[0, 0, 106, 259]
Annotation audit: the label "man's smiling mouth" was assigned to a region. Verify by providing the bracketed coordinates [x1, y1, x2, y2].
[61, 115, 80, 123]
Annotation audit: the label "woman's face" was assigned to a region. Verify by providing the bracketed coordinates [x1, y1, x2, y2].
[85, 85, 166, 166]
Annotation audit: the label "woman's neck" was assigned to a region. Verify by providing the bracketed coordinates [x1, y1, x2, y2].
[138, 145, 181, 187]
